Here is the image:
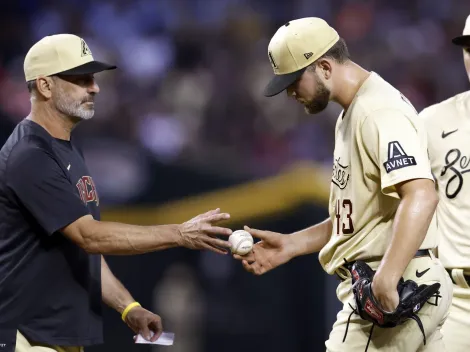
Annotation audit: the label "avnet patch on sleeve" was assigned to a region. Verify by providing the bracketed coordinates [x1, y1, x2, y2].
[383, 141, 417, 173]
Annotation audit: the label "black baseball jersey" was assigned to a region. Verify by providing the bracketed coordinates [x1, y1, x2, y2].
[0, 119, 103, 350]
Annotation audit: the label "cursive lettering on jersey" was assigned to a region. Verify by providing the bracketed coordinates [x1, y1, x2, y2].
[441, 148, 470, 199]
[332, 157, 350, 190]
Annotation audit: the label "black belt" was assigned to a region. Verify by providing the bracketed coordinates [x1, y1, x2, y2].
[415, 249, 432, 258]
[335, 249, 432, 282]
[445, 268, 470, 286]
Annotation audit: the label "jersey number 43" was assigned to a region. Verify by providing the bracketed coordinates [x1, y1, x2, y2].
[335, 199, 354, 235]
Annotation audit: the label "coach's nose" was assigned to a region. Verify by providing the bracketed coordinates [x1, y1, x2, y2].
[88, 79, 100, 94]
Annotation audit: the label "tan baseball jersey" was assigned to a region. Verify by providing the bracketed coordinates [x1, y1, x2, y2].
[419, 91, 470, 270]
[318, 72, 437, 275]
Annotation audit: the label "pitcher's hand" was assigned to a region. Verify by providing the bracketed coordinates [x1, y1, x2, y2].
[371, 273, 400, 312]
[233, 226, 296, 275]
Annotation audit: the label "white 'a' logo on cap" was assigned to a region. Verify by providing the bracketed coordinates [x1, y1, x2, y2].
[81, 39, 92, 57]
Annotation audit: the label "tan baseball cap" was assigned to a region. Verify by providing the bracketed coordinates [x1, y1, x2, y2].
[24, 34, 116, 82]
[263, 17, 339, 97]
[452, 14, 470, 47]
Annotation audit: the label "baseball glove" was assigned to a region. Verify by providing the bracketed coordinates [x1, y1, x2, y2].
[343, 260, 441, 351]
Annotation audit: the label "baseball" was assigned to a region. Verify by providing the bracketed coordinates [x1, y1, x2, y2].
[229, 230, 254, 256]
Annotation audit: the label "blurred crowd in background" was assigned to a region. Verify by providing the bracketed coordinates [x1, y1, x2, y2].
[1, 2, 470, 351]
[0, 0, 469, 206]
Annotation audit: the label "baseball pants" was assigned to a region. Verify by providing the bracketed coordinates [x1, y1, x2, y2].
[15, 331, 83, 352]
[441, 269, 470, 352]
[325, 252, 453, 352]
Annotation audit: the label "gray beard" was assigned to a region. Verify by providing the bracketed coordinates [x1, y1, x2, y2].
[54, 89, 94, 120]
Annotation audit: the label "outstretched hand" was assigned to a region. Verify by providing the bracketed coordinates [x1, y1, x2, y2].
[179, 208, 233, 254]
[233, 226, 296, 275]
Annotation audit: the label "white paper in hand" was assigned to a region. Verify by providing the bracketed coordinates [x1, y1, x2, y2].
[135, 331, 175, 345]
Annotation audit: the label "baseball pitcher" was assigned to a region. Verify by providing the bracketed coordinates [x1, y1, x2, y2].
[234, 17, 452, 352]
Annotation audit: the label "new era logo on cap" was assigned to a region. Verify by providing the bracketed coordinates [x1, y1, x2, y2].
[24, 34, 116, 82]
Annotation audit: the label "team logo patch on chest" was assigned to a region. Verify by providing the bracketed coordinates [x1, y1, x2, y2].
[332, 157, 350, 189]
[383, 141, 416, 173]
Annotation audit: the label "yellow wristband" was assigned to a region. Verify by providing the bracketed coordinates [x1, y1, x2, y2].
[121, 302, 141, 322]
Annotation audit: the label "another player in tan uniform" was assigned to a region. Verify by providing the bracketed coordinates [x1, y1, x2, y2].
[419, 14, 470, 352]
[234, 17, 452, 351]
